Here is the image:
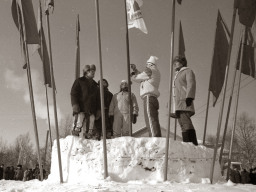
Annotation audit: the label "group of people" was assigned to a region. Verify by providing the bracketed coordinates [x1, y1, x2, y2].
[229, 167, 256, 184]
[70, 55, 198, 145]
[0, 163, 47, 181]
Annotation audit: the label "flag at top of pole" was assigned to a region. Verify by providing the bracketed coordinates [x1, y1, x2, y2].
[126, 0, 148, 34]
[234, 0, 256, 27]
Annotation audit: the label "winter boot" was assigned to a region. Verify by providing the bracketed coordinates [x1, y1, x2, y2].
[182, 131, 190, 142]
[188, 129, 198, 146]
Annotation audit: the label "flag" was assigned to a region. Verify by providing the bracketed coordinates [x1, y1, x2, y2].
[37, 0, 54, 88]
[12, 0, 39, 44]
[177, 0, 182, 4]
[11, 0, 39, 68]
[234, 0, 256, 27]
[45, 0, 54, 13]
[178, 21, 185, 56]
[126, 0, 148, 34]
[209, 11, 230, 107]
[75, 14, 80, 79]
[236, 28, 256, 78]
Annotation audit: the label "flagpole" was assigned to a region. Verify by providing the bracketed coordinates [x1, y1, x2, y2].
[45, 8, 63, 183]
[226, 26, 247, 180]
[95, 0, 108, 179]
[124, 0, 133, 136]
[75, 14, 80, 79]
[44, 130, 49, 166]
[209, 6, 237, 184]
[174, 119, 177, 140]
[45, 85, 53, 147]
[164, 0, 176, 181]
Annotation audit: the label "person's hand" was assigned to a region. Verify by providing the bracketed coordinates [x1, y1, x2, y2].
[186, 98, 193, 107]
[72, 104, 80, 115]
[130, 64, 137, 71]
[132, 114, 137, 124]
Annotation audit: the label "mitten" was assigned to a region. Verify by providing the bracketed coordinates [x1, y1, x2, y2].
[72, 104, 80, 115]
[132, 114, 137, 124]
[185, 98, 193, 107]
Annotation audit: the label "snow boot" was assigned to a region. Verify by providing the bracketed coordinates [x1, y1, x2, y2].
[188, 129, 198, 146]
[182, 131, 190, 142]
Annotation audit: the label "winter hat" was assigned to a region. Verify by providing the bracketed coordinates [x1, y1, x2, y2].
[83, 64, 96, 73]
[147, 56, 158, 65]
[173, 55, 187, 66]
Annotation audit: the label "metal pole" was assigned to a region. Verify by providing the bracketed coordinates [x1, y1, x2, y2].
[44, 130, 49, 166]
[164, 0, 176, 181]
[226, 26, 247, 181]
[95, 0, 108, 178]
[45, 9, 63, 183]
[45, 85, 53, 147]
[210, 7, 237, 184]
[124, 0, 133, 136]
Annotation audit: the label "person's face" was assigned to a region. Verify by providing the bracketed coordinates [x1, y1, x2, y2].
[102, 80, 108, 88]
[121, 82, 128, 91]
[86, 69, 95, 79]
[173, 61, 183, 71]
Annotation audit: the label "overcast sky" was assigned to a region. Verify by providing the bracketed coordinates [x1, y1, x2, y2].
[0, 0, 255, 147]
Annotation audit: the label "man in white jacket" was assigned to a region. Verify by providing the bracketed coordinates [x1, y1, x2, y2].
[130, 56, 162, 137]
[171, 55, 198, 145]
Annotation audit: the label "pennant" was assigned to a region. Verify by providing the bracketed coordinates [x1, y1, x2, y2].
[209, 11, 230, 107]
[234, 0, 256, 27]
[37, 0, 54, 88]
[236, 28, 256, 78]
[178, 21, 185, 56]
[45, 0, 54, 13]
[75, 14, 80, 79]
[126, 0, 148, 34]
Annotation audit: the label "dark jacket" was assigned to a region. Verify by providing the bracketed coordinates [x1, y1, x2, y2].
[71, 77, 100, 116]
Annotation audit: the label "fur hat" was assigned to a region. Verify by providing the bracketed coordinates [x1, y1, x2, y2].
[173, 55, 187, 66]
[83, 64, 96, 73]
[147, 56, 158, 65]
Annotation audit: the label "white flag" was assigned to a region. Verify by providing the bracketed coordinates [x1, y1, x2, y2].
[126, 0, 148, 34]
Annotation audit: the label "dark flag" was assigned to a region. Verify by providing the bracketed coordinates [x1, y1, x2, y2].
[178, 21, 185, 56]
[236, 28, 256, 78]
[209, 11, 230, 106]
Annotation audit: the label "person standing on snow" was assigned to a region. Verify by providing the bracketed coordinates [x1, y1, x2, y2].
[109, 80, 139, 137]
[70, 64, 100, 138]
[130, 56, 162, 137]
[94, 78, 113, 140]
[170, 55, 198, 145]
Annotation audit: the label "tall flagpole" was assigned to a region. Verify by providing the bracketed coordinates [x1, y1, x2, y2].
[45, 7, 63, 183]
[209, 5, 237, 184]
[95, 0, 108, 178]
[164, 0, 176, 181]
[45, 85, 53, 147]
[44, 130, 49, 166]
[16, 1, 44, 181]
[124, 0, 133, 136]
[226, 26, 247, 180]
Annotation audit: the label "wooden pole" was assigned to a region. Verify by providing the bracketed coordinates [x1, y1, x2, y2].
[226, 26, 247, 180]
[45, 9, 63, 183]
[209, 7, 237, 184]
[124, 0, 133, 136]
[45, 85, 53, 148]
[164, 0, 176, 181]
[174, 119, 177, 140]
[44, 130, 49, 166]
[95, 0, 108, 178]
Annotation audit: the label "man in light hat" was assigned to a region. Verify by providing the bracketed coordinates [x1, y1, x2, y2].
[70, 64, 100, 138]
[171, 55, 198, 145]
[109, 80, 139, 137]
[130, 56, 161, 137]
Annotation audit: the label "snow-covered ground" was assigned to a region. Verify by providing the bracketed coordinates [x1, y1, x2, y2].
[1, 136, 255, 192]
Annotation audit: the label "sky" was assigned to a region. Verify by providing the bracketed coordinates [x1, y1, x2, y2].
[0, 0, 256, 147]
[1, 136, 256, 191]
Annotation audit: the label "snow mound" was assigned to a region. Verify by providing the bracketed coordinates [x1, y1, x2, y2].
[48, 136, 222, 184]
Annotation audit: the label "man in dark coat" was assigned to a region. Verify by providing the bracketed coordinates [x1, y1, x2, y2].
[170, 55, 198, 145]
[70, 64, 100, 138]
[94, 79, 113, 140]
[0, 164, 4, 179]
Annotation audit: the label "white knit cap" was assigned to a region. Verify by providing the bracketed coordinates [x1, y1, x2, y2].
[121, 80, 127, 83]
[147, 56, 158, 65]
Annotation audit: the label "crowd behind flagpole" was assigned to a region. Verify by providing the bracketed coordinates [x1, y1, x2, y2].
[10, 0, 256, 184]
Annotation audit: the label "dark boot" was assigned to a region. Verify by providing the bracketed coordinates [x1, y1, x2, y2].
[182, 131, 190, 142]
[188, 129, 198, 146]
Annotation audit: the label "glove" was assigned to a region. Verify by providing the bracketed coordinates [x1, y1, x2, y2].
[130, 72, 136, 76]
[72, 104, 80, 116]
[132, 114, 137, 124]
[185, 98, 193, 107]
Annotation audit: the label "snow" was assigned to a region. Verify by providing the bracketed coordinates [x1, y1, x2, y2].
[1, 136, 256, 192]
